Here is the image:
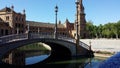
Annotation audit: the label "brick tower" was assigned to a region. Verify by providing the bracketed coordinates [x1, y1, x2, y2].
[75, 0, 87, 38]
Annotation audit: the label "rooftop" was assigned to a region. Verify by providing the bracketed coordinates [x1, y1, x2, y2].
[26, 21, 66, 28]
[0, 7, 13, 12]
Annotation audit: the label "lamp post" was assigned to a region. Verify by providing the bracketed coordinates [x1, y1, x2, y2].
[54, 5, 58, 39]
[27, 23, 30, 39]
[38, 28, 39, 34]
[75, 0, 80, 56]
[89, 40, 91, 51]
[17, 28, 19, 34]
[27, 23, 30, 33]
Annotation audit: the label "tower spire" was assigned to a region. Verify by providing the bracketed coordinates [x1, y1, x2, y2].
[80, 0, 82, 5]
[74, 0, 87, 38]
[79, 0, 84, 13]
[23, 9, 25, 14]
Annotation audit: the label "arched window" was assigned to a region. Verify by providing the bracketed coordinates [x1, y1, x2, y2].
[6, 16, 9, 21]
[5, 29, 8, 35]
[1, 29, 4, 36]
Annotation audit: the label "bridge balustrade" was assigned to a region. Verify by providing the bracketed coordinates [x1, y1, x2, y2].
[0, 33, 71, 44]
[29, 33, 73, 40]
[0, 33, 91, 51]
[65, 39, 90, 51]
[79, 41, 90, 50]
[30, 33, 54, 39]
[0, 33, 28, 45]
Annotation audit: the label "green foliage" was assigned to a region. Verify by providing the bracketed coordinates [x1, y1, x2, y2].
[86, 21, 96, 38]
[86, 20, 120, 39]
[95, 51, 114, 55]
[18, 43, 48, 51]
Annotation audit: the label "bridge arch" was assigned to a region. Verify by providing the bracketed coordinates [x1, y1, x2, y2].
[0, 33, 94, 67]
[0, 38, 76, 64]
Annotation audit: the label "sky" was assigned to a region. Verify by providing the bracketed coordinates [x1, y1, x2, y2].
[0, 0, 120, 26]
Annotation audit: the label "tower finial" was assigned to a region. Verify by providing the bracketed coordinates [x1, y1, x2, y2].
[79, 0, 84, 13]
[11, 5, 14, 10]
[23, 9, 25, 14]
[59, 20, 61, 24]
[65, 18, 69, 23]
[66, 18, 68, 22]
[80, 0, 82, 4]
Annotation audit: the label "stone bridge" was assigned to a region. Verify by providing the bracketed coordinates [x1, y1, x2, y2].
[0, 33, 94, 65]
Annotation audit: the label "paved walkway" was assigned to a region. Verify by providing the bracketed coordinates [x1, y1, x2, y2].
[94, 53, 113, 58]
[80, 39, 120, 53]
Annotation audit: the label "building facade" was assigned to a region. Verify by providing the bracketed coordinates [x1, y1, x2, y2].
[0, 19, 11, 36]
[26, 19, 74, 38]
[0, 0, 87, 38]
[0, 6, 26, 36]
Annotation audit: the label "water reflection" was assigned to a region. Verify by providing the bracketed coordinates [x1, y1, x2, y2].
[47, 57, 106, 68]
[26, 55, 49, 65]
[2, 42, 107, 68]
[2, 49, 25, 65]
[85, 57, 104, 68]
[2, 49, 106, 68]
[2, 49, 106, 67]
[2, 42, 51, 66]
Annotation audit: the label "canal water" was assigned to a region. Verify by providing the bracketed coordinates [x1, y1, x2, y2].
[26, 55, 106, 68]
[2, 42, 118, 68]
[26, 52, 120, 68]
[2, 48, 108, 68]
[25, 52, 107, 68]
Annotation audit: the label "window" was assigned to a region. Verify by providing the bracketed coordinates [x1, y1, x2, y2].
[1, 29, 4, 35]
[5, 29, 8, 35]
[18, 24, 20, 28]
[16, 17, 18, 21]
[6, 16, 9, 21]
[22, 18, 24, 22]
[15, 23, 17, 28]
[21, 24, 23, 28]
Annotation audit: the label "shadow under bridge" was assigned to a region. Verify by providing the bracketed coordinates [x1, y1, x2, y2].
[0, 38, 76, 64]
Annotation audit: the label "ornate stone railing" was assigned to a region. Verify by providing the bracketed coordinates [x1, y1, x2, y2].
[0, 33, 28, 45]
[79, 41, 90, 50]
[0, 33, 71, 45]
[0, 33, 91, 51]
[29, 33, 54, 39]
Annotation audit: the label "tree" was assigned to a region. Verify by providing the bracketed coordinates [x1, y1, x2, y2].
[97, 24, 103, 38]
[86, 21, 94, 38]
[102, 23, 112, 38]
[86, 20, 120, 39]
[86, 21, 98, 38]
[116, 21, 120, 38]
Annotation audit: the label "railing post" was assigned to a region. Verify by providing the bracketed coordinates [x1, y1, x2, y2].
[89, 40, 91, 51]
[27, 32, 30, 39]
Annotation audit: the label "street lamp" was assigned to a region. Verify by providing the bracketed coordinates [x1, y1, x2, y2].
[27, 23, 30, 33]
[17, 28, 19, 34]
[75, 0, 80, 56]
[38, 28, 40, 34]
[27, 23, 30, 39]
[54, 5, 58, 39]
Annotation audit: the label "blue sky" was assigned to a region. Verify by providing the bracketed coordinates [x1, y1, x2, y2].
[0, 0, 120, 25]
